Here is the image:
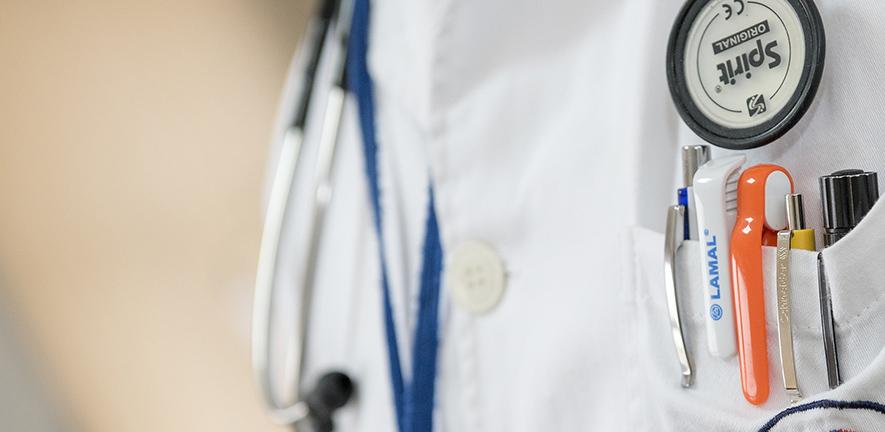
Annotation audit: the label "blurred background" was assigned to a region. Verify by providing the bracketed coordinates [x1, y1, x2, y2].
[0, 1, 311, 430]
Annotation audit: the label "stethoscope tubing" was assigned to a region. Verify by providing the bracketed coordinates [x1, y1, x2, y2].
[252, 0, 351, 426]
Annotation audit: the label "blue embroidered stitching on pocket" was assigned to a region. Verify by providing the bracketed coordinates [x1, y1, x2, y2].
[759, 400, 885, 431]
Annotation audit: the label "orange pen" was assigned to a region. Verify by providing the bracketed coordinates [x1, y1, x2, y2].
[731, 165, 794, 405]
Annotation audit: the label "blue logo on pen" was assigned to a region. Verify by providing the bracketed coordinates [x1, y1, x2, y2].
[704, 229, 722, 301]
[711, 304, 724, 321]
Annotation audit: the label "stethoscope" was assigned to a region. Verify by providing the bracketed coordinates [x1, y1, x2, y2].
[251, 0, 355, 430]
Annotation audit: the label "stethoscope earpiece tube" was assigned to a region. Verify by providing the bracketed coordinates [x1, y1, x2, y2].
[252, 0, 355, 428]
[292, 0, 340, 130]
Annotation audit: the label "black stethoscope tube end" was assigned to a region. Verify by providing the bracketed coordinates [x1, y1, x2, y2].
[305, 371, 356, 432]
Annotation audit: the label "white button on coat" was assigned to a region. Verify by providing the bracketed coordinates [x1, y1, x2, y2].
[447, 241, 506, 314]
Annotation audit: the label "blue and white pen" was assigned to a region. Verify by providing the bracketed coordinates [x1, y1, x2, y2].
[662, 144, 710, 388]
[680, 145, 710, 240]
[693, 155, 744, 358]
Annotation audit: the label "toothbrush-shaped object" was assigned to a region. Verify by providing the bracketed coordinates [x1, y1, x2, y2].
[731, 165, 794, 405]
[693, 155, 745, 358]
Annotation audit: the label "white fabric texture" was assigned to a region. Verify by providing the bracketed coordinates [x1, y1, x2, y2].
[265, 0, 885, 430]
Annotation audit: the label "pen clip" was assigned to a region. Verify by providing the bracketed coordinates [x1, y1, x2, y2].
[776, 230, 801, 403]
[665, 205, 693, 388]
[818, 253, 841, 389]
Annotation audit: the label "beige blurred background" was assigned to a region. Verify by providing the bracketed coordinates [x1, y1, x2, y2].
[0, 1, 312, 430]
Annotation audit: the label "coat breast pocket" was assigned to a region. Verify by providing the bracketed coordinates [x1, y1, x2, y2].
[624, 209, 885, 431]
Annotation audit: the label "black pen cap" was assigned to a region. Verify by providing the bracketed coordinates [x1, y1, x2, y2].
[820, 169, 880, 232]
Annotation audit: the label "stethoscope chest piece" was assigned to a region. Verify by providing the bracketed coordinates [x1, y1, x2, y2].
[666, 0, 825, 150]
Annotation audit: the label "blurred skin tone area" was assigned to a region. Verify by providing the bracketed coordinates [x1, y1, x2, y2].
[0, 1, 309, 430]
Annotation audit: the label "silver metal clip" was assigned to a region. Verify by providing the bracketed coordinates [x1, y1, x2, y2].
[776, 230, 801, 403]
[819, 253, 841, 389]
[665, 205, 693, 388]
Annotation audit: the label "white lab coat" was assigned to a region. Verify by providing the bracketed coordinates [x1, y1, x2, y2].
[267, 0, 885, 430]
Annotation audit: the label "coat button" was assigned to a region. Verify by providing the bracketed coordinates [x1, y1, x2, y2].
[447, 241, 506, 314]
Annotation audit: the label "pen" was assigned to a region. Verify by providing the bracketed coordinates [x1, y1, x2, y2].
[818, 169, 880, 389]
[661, 146, 710, 388]
[693, 155, 743, 358]
[775, 230, 799, 402]
[731, 165, 793, 405]
[776, 194, 811, 404]
[820, 170, 879, 245]
[786, 194, 816, 251]
[680, 145, 710, 240]
[665, 205, 693, 388]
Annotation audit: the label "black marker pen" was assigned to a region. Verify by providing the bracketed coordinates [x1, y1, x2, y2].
[818, 169, 880, 388]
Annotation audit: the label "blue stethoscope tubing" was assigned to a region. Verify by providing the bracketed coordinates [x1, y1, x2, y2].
[252, 0, 443, 429]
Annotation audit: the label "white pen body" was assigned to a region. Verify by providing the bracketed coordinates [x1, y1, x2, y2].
[692, 156, 744, 358]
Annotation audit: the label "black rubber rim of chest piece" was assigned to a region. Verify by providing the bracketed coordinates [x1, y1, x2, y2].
[666, 0, 826, 150]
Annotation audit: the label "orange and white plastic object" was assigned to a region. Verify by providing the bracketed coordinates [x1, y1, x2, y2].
[731, 165, 794, 406]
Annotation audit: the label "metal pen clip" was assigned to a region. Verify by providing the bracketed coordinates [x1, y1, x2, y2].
[776, 229, 801, 403]
[665, 205, 693, 388]
[818, 255, 840, 389]
[680, 145, 710, 240]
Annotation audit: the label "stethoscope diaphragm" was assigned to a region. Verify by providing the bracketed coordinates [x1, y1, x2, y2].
[666, 0, 825, 150]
